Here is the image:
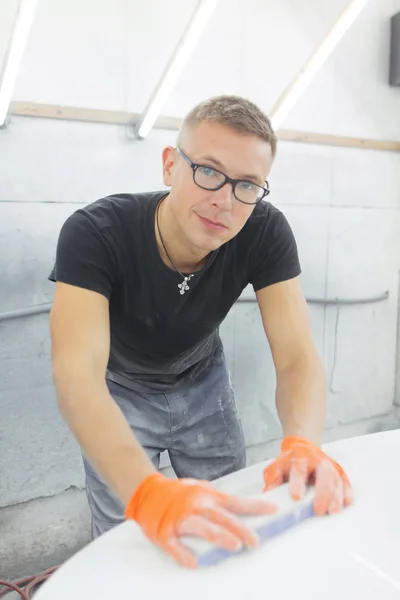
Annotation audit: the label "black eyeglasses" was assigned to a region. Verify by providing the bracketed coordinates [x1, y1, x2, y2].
[176, 147, 270, 205]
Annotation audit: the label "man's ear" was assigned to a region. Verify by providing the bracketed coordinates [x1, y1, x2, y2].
[162, 146, 176, 187]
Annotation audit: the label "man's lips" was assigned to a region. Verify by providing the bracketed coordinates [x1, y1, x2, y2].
[196, 213, 228, 231]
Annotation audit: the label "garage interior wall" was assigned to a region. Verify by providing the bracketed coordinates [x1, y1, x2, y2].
[1, 0, 400, 578]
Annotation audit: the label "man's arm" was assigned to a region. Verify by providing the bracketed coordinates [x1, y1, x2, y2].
[50, 281, 277, 566]
[256, 277, 352, 512]
[50, 282, 156, 504]
[256, 276, 327, 445]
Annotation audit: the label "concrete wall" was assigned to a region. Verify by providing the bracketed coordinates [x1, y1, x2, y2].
[1, 0, 400, 577]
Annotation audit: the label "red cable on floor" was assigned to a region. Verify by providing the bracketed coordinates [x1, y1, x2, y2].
[0, 581, 29, 600]
[0, 566, 58, 599]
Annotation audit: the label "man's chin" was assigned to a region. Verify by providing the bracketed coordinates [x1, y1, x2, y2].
[200, 238, 229, 253]
[189, 229, 232, 254]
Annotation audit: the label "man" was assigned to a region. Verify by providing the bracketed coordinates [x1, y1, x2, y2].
[49, 95, 352, 569]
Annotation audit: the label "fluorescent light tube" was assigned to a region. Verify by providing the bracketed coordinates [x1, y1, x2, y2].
[0, 0, 38, 127]
[135, 0, 218, 139]
[270, 0, 370, 130]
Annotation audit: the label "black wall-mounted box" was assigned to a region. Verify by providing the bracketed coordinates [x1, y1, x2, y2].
[389, 12, 400, 86]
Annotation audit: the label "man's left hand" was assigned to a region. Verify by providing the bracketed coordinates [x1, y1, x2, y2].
[263, 435, 353, 515]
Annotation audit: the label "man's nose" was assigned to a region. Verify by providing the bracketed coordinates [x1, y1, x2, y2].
[211, 182, 234, 209]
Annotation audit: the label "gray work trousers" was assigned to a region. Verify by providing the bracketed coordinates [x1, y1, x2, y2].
[82, 353, 246, 538]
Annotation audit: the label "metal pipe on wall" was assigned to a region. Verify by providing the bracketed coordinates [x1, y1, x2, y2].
[0, 303, 52, 322]
[238, 291, 389, 306]
[395, 271, 400, 406]
[0, 291, 389, 323]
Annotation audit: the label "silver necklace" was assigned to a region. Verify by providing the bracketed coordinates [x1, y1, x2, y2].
[156, 200, 195, 295]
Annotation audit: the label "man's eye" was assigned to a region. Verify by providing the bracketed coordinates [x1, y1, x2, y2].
[238, 181, 256, 191]
[198, 166, 218, 177]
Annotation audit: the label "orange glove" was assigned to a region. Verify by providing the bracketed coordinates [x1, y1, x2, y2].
[263, 436, 353, 515]
[125, 472, 276, 568]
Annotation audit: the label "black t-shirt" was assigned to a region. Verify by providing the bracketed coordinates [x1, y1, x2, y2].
[49, 191, 301, 391]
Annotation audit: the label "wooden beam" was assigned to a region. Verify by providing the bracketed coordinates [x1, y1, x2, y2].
[10, 101, 182, 130]
[277, 129, 400, 152]
[9, 101, 400, 152]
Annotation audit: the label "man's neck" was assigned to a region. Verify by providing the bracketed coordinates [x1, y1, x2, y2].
[155, 195, 209, 274]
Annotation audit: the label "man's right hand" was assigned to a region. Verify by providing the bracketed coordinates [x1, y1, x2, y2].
[125, 473, 277, 568]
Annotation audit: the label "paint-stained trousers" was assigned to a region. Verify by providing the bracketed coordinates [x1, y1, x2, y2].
[82, 353, 246, 538]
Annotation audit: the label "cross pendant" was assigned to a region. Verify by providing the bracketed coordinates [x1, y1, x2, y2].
[178, 275, 193, 295]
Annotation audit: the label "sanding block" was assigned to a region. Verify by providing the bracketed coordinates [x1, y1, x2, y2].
[181, 483, 316, 567]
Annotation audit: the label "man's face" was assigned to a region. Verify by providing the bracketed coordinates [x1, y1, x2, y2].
[162, 121, 274, 252]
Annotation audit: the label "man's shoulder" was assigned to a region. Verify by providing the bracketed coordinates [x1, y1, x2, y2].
[76, 190, 165, 232]
[240, 200, 290, 241]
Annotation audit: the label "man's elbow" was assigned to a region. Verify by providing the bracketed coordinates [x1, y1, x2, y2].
[52, 357, 98, 408]
[276, 342, 326, 379]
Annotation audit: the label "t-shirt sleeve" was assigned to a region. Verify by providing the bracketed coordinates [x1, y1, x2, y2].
[48, 210, 119, 299]
[248, 206, 301, 292]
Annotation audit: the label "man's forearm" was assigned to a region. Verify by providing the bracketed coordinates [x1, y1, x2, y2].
[275, 350, 327, 446]
[55, 376, 155, 505]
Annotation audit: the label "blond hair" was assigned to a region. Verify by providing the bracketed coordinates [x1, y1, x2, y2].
[178, 95, 277, 157]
